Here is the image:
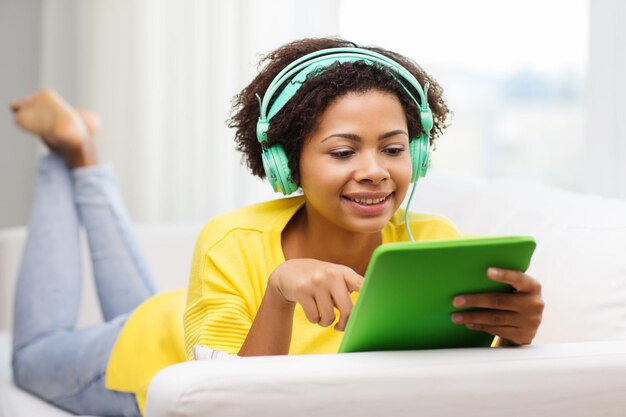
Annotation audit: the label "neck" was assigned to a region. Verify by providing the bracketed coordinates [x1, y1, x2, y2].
[283, 203, 383, 276]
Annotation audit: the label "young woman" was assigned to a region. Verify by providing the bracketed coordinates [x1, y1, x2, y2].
[183, 38, 543, 359]
[10, 37, 543, 417]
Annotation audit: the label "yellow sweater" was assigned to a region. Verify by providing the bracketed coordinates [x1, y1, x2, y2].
[184, 195, 461, 358]
[105, 289, 186, 414]
[106, 195, 461, 414]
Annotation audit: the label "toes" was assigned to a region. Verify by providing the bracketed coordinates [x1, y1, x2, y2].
[14, 107, 35, 131]
[9, 96, 31, 113]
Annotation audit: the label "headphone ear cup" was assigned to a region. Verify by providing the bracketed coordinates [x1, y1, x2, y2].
[262, 144, 299, 195]
[410, 134, 430, 182]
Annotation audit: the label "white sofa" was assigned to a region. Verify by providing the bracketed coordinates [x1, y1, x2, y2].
[2, 172, 626, 417]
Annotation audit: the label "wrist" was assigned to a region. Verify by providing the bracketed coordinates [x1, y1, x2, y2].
[239, 274, 295, 357]
[266, 271, 296, 309]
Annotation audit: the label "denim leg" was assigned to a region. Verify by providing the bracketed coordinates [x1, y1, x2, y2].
[11, 154, 141, 417]
[13, 314, 141, 417]
[12, 153, 82, 352]
[73, 165, 156, 321]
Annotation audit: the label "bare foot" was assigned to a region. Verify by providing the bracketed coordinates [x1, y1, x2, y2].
[76, 109, 100, 137]
[10, 89, 99, 168]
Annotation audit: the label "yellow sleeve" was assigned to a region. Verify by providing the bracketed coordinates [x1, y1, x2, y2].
[184, 223, 269, 359]
[184, 255, 252, 358]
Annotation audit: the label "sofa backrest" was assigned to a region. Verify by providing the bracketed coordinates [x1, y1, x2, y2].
[415, 172, 626, 344]
[0, 224, 200, 333]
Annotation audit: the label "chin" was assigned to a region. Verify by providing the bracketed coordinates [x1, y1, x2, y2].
[343, 216, 392, 235]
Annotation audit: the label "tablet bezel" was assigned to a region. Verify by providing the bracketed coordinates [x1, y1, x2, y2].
[338, 236, 536, 353]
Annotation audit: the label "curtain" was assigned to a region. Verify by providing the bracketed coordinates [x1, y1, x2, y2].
[587, 0, 626, 200]
[40, 0, 339, 222]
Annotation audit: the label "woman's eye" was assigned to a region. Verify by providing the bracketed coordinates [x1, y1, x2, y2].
[384, 147, 405, 156]
[330, 150, 354, 159]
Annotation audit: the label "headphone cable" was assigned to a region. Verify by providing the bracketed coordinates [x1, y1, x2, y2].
[404, 177, 419, 242]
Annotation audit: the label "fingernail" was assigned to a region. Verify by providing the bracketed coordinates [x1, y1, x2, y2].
[451, 313, 463, 323]
[453, 296, 466, 307]
[488, 267, 500, 277]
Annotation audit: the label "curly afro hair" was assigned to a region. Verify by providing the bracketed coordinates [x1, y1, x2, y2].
[228, 37, 451, 185]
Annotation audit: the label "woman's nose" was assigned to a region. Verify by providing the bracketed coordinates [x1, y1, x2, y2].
[353, 152, 389, 184]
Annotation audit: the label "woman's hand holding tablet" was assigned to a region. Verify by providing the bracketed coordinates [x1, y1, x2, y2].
[451, 266, 544, 346]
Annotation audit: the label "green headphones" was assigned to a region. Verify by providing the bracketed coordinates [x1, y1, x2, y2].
[256, 47, 434, 195]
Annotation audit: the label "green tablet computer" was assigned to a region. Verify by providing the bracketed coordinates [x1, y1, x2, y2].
[338, 236, 536, 353]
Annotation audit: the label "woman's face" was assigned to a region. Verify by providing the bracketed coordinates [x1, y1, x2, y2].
[299, 89, 412, 234]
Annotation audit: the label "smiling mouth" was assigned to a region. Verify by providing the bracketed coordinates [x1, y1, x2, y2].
[343, 194, 392, 206]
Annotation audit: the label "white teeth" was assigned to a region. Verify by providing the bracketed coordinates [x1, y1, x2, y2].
[349, 196, 386, 205]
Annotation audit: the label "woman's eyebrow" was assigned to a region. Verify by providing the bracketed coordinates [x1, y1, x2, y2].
[321, 130, 409, 143]
[380, 129, 409, 140]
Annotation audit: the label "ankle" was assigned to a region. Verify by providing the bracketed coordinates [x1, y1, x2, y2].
[63, 141, 98, 169]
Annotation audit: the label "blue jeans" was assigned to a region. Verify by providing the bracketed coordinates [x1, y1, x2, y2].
[12, 154, 156, 417]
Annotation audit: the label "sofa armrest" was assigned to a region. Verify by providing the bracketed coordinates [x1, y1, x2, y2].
[146, 341, 626, 417]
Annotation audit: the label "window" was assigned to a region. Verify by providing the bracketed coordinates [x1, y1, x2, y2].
[339, 0, 588, 191]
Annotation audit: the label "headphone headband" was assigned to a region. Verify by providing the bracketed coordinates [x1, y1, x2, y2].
[258, 47, 431, 141]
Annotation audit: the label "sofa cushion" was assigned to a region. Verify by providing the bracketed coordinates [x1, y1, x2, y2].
[416, 172, 626, 343]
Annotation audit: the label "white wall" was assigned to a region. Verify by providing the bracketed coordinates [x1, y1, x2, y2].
[0, 0, 41, 228]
